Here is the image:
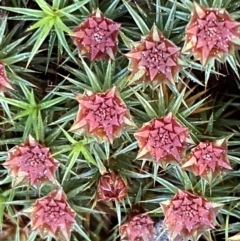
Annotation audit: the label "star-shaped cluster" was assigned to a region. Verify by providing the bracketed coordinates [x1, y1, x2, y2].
[73, 8, 120, 61]
[126, 25, 180, 87]
[182, 139, 232, 183]
[161, 190, 222, 241]
[97, 171, 127, 202]
[134, 113, 188, 167]
[70, 87, 134, 143]
[3, 135, 59, 187]
[30, 190, 76, 241]
[183, 2, 240, 65]
[120, 211, 154, 241]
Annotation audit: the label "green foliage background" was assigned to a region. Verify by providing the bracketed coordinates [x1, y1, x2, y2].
[0, 0, 240, 240]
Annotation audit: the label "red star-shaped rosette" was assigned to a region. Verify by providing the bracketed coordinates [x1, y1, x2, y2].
[72, 8, 120, 61]
[182, 138, 232, 184]
[125, 24, 181, 87]
[3, 135, 59, 188]
[160, 190, 223, 241]
[134, 113, 189, 168]
[27, 189, 76, 241]
[183, 2, 240, 65]
[70, 87, 135, 144]
[97, 171, 127, 202]
[120, 208, 154, 241]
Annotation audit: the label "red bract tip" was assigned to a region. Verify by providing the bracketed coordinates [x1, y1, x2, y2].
[0, 62, 14, 92]
[160, 190, 223, 241]
[70, 87, 135, 144]
[30, 189, 76, 241]
[97, 171, 127, 202]
[72, 8, 120, 61]
[126, 24, 181, 87]
[3, 135, 59, 188]
[183, 2, 240, 65]
[134, 113, 189, 167]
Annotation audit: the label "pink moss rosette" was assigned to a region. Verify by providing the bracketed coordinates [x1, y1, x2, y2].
[182, 138, 232, 184]
[3, 135, 59, 188]
[183, 2, 240, 65]
[72, 8, 120, 61]
[134, 113, 189, 167]
[120, 209, 154, 241]
[97, 171, 127, 202]
[29, 189, 76, 241]
[160, 190, 223, 241]
[126, 24, 181, 87]
[70, 87, 135, 144]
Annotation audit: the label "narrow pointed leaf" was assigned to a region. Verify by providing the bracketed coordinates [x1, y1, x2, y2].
[0, 16, 7, 43]
[39, 97, 66, 110]
[61, 0, 91, 14]
[0, 7, 44, 17]
[80, 57, 102, 92]
[163, 0, 176, 38]
[80, 145, 97, 166]
[26, 20, 54, 67]
[123, 0, 149, 35]
[134, 91, 158, 119]
[103, 60, 113, 90]
[0, 96, 30, 109]
[35, 0, 54, 15]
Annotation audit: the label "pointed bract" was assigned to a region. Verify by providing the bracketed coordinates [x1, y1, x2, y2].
[70, 87, 135, 144]
[72, 9, 120, 61]
[30, 190, 76, 241]
[183, 2, 240, 65]
[2, 135, 59, 188]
